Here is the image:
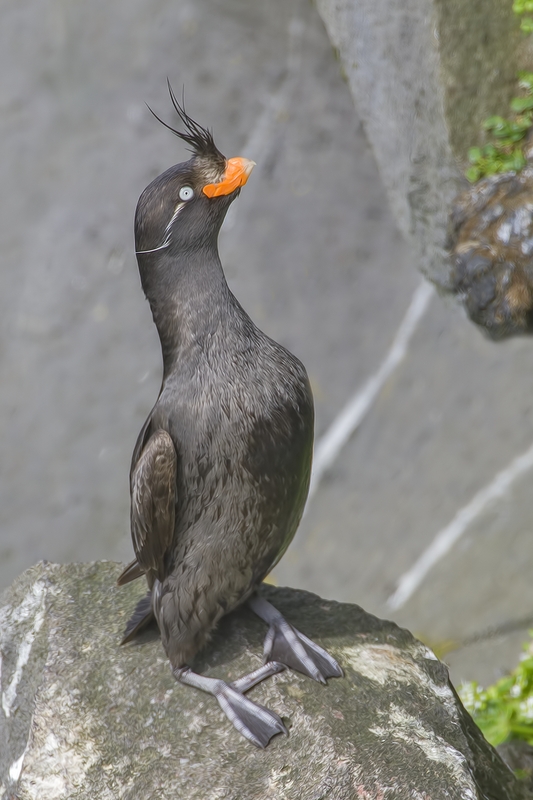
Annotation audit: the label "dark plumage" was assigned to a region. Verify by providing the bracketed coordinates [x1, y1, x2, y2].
[119, 88, 341, 747]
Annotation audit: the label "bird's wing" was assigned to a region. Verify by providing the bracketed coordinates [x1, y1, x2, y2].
[130, 429, 177, 583]
[116, 557, 145, 586]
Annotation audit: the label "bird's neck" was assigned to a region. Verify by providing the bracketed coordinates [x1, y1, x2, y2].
[140, 245, 233, 376]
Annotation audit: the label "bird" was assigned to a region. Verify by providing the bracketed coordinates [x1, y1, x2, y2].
[118, 83, 342, 748]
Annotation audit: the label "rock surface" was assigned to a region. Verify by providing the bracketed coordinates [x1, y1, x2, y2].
[315, 0, 531, 308]
[450, 168, 533, 338]
[0, 562, 527, 799]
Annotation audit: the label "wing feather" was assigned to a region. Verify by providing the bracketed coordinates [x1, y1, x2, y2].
[130, 429, 177, 582]
[116, 557, 145, 586]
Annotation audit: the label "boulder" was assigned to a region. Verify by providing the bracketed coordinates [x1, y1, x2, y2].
[449, 167, 533, 338]
[0, 562, 527, 799]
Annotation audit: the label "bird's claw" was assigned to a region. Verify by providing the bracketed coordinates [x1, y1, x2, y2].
[263, 619, 343, 683]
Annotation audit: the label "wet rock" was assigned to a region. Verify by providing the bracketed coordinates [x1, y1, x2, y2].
[449, 169, 533, 338]
[0, 562, 528, 799]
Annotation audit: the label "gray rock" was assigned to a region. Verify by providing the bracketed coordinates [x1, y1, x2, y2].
[449, 168, 533, 338]
[314, 0, 530, 321]
[0, 562, 527, 799]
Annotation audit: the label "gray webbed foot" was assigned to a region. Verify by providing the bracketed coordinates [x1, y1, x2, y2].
[173, 664, 288, 748]
[248, 595, 343, 683]
[216, 684, 287, 748]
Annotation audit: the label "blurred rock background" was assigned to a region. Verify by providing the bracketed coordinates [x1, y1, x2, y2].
[2, 0, 533, 687]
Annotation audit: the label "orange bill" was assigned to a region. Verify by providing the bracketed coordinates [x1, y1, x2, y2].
[203, 157, 256, 198]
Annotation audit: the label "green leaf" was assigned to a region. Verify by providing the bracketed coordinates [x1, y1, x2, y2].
[492, 126, 513, 139]
[509, 132, 528, 143]
[467, 147, 483, 163]
[483, 116, 507, 130]
[477, 717, 512, 747]
[510, 723, 533, 738]
[466, 166, 481, 182]
[512, 117, 532, 131]
[458, 633, 533, 748]
[516, 0, 533, 12]
[520, 16, 533, 32]
[518, 71, 533, 89]
[510, 95, 533, 112]
[484, 118, 513, 137]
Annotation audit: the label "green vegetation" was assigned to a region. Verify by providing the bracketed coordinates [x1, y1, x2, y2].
[514, 0, 533, 34]
[466, 73, 533, 182]
[459, 633, 533, 747]
[465, 2, 533, 182]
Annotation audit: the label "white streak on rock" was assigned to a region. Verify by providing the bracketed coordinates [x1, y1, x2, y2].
[1, 580, 47, 717]
[343, 643, 449, 691]
[387, 440, 533, 610]
[9, 740, 29, 781]
[343, 642, 458, 719]
[308, 280, 434, 500]
[343, 643, 401, 685]
[18, 704, 108, 799]
[371, 705, 476, 798]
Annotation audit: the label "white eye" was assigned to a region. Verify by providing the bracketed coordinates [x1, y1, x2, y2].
[179, 186, 194, 201]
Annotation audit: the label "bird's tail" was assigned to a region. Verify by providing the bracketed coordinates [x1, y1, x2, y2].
[121, 591, 156, 644]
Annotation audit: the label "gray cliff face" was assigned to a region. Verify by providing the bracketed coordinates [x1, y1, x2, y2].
[315, 0, 530, 305]
[0, 562, 527, 799]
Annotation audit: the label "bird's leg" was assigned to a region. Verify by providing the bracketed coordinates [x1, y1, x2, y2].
[230, 660, 286, 693]
[172, 665, 287, 748]
[248, 595, 343, 683]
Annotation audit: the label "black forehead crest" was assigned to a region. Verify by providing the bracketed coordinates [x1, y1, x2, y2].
[147, 81, 226, 167]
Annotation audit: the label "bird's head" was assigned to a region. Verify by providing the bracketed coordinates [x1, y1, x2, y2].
[134, 84, 255, 258]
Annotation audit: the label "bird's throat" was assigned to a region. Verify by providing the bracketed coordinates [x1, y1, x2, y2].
[140, 246, 231, 376]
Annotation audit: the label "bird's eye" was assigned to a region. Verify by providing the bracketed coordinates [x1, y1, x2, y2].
[179, 186, 194, 201]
